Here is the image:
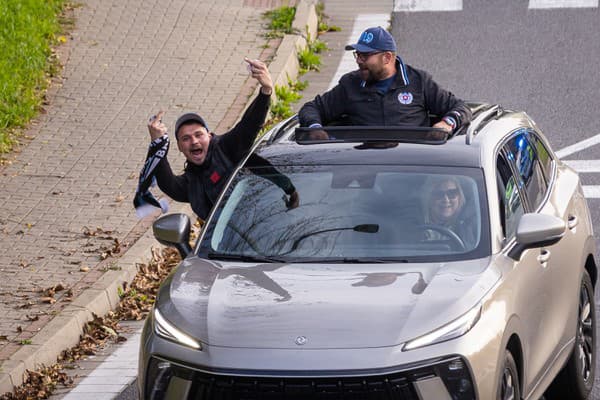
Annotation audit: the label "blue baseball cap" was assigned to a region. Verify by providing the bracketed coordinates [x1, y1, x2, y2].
[345, 26, 397, 53]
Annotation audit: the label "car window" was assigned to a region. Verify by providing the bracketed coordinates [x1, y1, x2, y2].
[497, 154, 525, 241]
[200, 166, 490, 262]
[528, 131, 554, 181]
[505, 129, 548, 211]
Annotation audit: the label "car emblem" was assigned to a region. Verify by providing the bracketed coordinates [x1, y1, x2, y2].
[295, 336, 308, 346]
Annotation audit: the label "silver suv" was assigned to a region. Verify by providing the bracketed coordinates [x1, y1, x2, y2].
[138, 104, 597, 400]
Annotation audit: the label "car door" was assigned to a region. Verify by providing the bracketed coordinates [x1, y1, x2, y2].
[501, 128, 581, 391]
[524, 130, 584, 358]
[497, 146, 552, 393]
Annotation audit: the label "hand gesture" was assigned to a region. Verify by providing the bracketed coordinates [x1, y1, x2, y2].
[147, 111, 167, 140]
[245, 57, 273, 95]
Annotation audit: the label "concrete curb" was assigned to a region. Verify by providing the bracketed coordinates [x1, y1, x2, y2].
[270, 0, 318, 89]
[0, 0, 318, 395]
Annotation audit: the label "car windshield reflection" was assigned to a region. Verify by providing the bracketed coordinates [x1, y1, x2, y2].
[200, 165, 490, 262]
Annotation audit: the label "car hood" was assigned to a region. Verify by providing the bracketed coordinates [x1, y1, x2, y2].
[157, 256, 499, 349]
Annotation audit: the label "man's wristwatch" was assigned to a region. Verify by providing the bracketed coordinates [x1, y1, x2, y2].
[442, 116, 457, 131]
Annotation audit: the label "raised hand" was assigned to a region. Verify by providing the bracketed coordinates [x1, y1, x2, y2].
[245, 57, 273, 95]
[147, 110, 167, 140]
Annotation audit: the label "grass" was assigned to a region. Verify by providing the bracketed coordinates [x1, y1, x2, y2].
[270, 82, 303, 121]
[259, 2, 341, 132]
[0, 0, 68, 155]
[298, 36, 328, 73]
[263, 6, 296, 39]
[315, 2, 341, 33]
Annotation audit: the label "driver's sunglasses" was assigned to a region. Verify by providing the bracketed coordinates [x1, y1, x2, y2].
[353, 51, 382, 61]
[432, 188, 460, 201]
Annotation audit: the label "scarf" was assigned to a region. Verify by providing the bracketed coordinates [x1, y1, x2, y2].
[133, 135, 170, 218]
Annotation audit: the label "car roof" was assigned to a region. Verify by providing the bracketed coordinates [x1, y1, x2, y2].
[253, 104, 536, 169]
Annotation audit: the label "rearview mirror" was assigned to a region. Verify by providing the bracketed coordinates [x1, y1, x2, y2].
[508, 213, 565, 260]
[152, 213, 192, 258]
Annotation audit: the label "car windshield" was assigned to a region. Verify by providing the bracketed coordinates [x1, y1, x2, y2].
[199, 165, 490, 262]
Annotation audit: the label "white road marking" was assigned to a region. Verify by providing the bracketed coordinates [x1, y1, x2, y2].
[61, 332, 141, 399]
[393, 0, 599, 10]
[329, 14, 390, 89]
[557, 136, 600, 198]
[555, 133, 600, 159]
[529, 0, 598, 8]
[582, 186, 600, 198]
[563, 160, 600, 173]
[565, 167, 600, 198]
[394, 0, 463, 11]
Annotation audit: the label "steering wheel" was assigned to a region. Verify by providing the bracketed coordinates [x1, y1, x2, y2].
[417, 224, 466, 251]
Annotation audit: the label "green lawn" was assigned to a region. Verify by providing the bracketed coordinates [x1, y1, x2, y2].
[0, 0, 67, 154]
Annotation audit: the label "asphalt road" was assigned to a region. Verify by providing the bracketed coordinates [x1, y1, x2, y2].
[115, 3, 600, 399]
[392, 1, 600, 398]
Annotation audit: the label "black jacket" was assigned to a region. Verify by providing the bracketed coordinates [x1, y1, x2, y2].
[154, 92, 270, 220]
[298, 57, 471, 130]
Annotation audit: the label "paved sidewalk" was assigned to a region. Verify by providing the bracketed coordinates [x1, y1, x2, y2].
[0, 0, 309, 393]
[0, 0, 392, 395]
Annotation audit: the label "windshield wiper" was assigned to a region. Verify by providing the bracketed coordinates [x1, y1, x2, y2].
[207, 252, 287, 263]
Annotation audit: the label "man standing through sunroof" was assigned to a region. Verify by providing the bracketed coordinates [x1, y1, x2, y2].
[299, 26, 471, 134]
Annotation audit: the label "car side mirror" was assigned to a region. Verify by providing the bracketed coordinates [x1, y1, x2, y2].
[152, 213, 192, 258]
[508, 213, 566, 260]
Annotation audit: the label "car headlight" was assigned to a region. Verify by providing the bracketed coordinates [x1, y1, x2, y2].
[403, 305, 481, 351]
[153, 307, 202, 350]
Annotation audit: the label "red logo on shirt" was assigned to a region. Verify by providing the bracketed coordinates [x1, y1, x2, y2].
[210, 171, 221, 184]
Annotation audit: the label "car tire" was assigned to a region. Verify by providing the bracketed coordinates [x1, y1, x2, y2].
[545, 270, 595, 400]
[497, 349, 520, 400]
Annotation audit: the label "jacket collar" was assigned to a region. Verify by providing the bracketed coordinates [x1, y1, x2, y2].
[395, 55, 410, 86]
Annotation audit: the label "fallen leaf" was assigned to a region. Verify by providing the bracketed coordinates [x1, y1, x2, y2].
[101, 325, 117, 337]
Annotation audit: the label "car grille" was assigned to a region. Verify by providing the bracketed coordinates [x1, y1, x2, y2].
[189, 373, 417, 399]
[145, 356, 476, 400]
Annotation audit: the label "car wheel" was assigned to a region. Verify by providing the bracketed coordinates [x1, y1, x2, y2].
[497, 349, 520, 400]
[545, 270, 595, 400]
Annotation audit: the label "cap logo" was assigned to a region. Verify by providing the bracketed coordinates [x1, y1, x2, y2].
[360, 32, 374, 44]
[398, 92, 413, 105]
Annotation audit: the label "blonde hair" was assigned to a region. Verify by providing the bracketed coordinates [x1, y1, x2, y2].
[421, 175, 465, 224]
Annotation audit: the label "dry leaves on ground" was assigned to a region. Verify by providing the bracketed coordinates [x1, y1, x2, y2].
[116, 247, 181, 321]
[0, 365, 72, 400]
[1, 247, 180, 399]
